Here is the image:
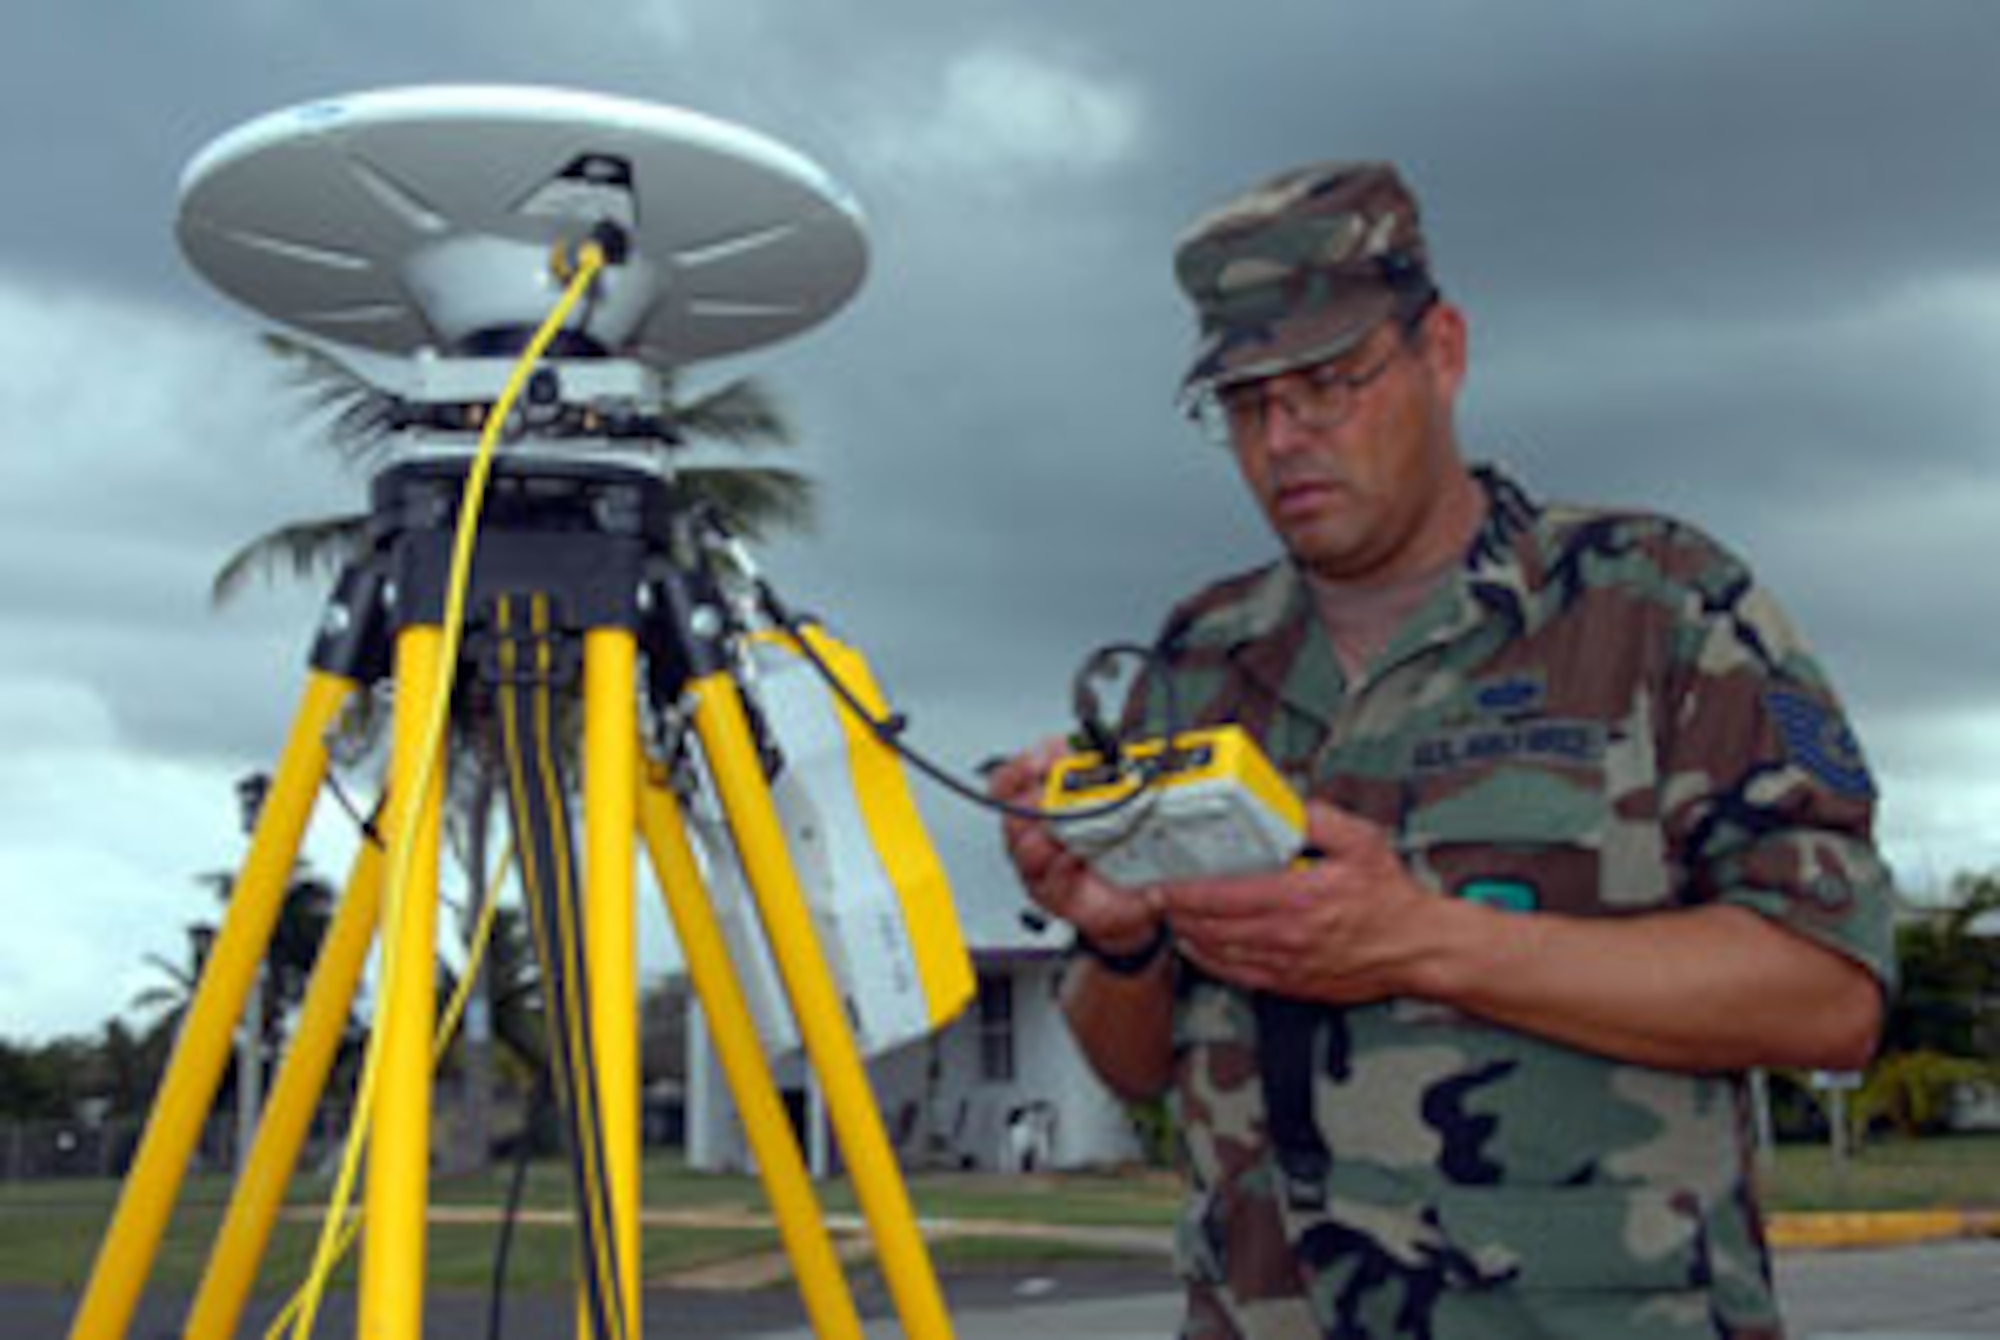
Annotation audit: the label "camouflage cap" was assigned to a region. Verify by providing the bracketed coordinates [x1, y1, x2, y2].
[1174, 161, 1434, 394]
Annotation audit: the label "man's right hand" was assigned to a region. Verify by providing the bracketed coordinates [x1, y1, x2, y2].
[990, 737, 1165, 955]
[993, 738, 1176, 1100]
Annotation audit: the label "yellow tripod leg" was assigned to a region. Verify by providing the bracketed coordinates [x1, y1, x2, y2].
[67, 671, 353, 1340]
[688, 671, 956, 1340]
[634, 758, 866, 1340]
[583, 630, 641, 1335]
[361, 628, 446, 1340]
[182, 833, 387, 1340]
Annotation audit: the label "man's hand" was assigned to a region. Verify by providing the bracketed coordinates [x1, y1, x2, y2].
[992, 738, 1176, 1099]
[1161, 799, 1885, 1071]
[991, 738, 1165, 955]
[1162, 800, 1443, 1003]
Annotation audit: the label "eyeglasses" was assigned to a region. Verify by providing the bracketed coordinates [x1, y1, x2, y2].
[1186, 325, 1414, 448]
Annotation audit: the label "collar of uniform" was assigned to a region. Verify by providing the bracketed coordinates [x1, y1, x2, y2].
[1460, 463, 1543, 626]
[1344, 465, 1543, 686]
[1167, 559, 1306, 655]
[1152, 463, 1546, 743]
[1157, 560, 1329, 734]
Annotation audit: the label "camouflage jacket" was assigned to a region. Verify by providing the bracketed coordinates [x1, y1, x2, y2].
[1133, 466, 1895, 1340]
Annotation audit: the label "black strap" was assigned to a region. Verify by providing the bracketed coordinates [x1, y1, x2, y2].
[495, 593, 630, 1340]
[1072, 922, 1171, 976]
[1255, 992, 1331, 1211]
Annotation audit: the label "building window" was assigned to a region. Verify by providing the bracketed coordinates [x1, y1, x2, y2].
[977, 974, 1015, 1083]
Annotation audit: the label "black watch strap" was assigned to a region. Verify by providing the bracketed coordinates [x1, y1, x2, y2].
[1073, 922, 1170, 976]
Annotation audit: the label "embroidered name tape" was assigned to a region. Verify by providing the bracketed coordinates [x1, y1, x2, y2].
[1411, 720, 1606, 773]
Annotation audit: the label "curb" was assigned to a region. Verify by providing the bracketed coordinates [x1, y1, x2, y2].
[413, 1202, 2000, 1260]
[1767, 1210, 2000, 1251]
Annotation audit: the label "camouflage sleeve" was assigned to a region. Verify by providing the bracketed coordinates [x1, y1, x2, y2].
[1655, 529, 1898, 991]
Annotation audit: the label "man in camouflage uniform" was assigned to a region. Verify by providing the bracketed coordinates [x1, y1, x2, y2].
[994, 162, 1895, 1339]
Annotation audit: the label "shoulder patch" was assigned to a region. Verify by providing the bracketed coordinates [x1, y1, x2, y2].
[1766, 687, 1874, 799]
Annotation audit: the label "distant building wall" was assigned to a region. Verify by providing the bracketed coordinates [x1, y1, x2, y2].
[686, 953, 1140, 1174]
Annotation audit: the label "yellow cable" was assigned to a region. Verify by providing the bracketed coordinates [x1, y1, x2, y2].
[438, 841, 517, 1047]
[261, 838, 515, 1339]
[281, 243, 609, 1340]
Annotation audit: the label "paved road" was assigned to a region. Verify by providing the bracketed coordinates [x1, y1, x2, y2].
[16, 1240, 2000, 1338]
[1779, 1238, 2000, 1338]
[733, 1240, 2000, 1339]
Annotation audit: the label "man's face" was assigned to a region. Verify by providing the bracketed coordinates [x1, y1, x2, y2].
[1223, 301, 1470, 583]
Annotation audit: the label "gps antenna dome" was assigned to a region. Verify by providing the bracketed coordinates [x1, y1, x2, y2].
[175, 85, 868, 369]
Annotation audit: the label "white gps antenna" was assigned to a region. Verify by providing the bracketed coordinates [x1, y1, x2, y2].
[175, 85, 868, 368]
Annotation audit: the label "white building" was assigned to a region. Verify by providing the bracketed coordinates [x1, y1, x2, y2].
[682, 817, 1145, 1175]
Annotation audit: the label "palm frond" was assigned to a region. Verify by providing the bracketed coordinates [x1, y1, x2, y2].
[134, 955, 194, 992]
[669, 375, 795, 449]
[211, 513, 371, 607]
[127, 986, 183, 1017]
[224, 347, 816, 587]
[130, 955, 195, 1016]
[679, 466, 817, 542]
[260, 332, 404, 466]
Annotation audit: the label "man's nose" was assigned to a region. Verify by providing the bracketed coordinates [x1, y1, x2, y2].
[1261, 391, 1318, 456]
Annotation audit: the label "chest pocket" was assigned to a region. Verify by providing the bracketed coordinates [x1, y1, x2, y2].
[1401, 757, 1610, 919]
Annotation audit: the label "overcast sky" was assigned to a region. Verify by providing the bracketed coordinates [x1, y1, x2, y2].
[5, 1, 1999, 1041]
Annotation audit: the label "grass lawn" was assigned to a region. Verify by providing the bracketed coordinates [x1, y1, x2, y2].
[6, 1136, 1997, 1296]
[0, 1174, 781, 1295]
[1763, 1131, 2000, 1212]
[0, 1160, 788, 1295]
[831, 1166, 1182, 1229]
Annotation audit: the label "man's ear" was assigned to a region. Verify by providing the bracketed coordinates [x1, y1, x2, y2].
[1423, 300, 1470, 398]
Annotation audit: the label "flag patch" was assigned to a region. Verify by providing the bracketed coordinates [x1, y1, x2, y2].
[1767, 687, 1874, 799]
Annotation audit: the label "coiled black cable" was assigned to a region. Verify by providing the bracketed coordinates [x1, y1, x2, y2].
[753, 583, 1182, 826]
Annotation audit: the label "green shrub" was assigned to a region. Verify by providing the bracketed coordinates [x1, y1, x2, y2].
[1124, 1096, 1177, 1168]
[1852, 1050, 1998, 1139]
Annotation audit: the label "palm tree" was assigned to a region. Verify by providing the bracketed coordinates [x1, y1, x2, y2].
[209, 334, 815, 603]
[96, 1018, 167, 1121]
[129, 865, 343, 1107]
[212, 330, 819, 1165]
[129, 930, 210, 1047]
[195, 865, 338, 1060]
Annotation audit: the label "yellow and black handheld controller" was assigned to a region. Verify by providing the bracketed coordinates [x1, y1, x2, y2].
[1040, 725, 1305, 887]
